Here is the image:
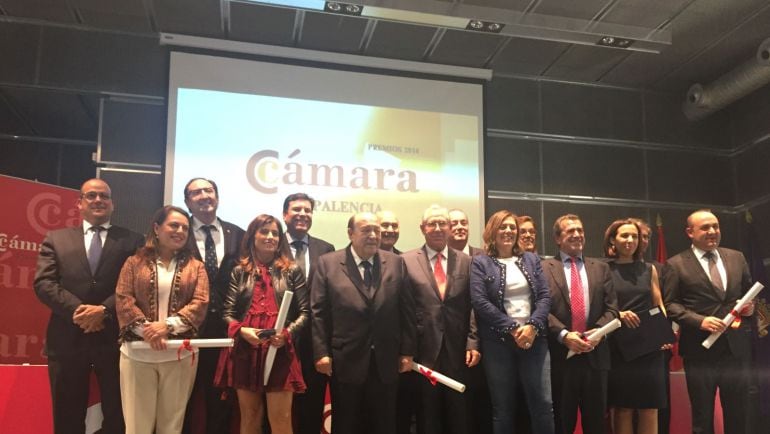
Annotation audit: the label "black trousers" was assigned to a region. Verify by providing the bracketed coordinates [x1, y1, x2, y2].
[417, 347, 468, 434]
[330, 356, 398, 434]
[294, 335, 329, 434]
[47, 346, 124, 434]
[551, 355, 608, 434]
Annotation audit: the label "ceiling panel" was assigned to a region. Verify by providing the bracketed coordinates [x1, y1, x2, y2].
[72, 0, 153, 33]
[599, 0, 770, 89]
[489, 37, 569, 75]
[601, 0, 691, 28]
[1, 87, 98, 139]
[543, 44, 630, 82]
[365, 21, 435, 61]
[151, 0, 223, 38]
[229, 2, 295, 46]
[428, 29, 503, 68]
[436, 0, 532, 12]
[298, 11, 368, 54]
[531, 0, 610, 21]
[0, 0, 75, 23]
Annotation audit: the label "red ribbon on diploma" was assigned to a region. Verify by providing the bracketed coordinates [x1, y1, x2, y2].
[729, 310, 741, 329]
[418, 366, 438, 386]
[177, 339, 196, 365]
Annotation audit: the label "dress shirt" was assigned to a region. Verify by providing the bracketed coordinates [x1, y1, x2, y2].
[558, 252, 589, 342]
[286, 232, 311, 275]
[82, 220, 111, 256]
[350, 248, 374, 280]
[424, 245, 448, 277]
[191, 216, 224, 267]
[692, 245, 727, 290]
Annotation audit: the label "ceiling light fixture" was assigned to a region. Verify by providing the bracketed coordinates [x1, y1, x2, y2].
[465, 19, 504, 33]
[597, 36, 635, 49]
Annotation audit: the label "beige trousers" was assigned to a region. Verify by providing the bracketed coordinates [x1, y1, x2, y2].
[119, 353, 198, 434]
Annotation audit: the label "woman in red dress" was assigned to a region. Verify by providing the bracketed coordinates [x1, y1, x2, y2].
[215, 214, 308, 434]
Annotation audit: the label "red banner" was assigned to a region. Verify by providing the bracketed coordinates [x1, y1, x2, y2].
[0, 175, 80, 364]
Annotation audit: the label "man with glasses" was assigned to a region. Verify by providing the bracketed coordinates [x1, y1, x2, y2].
[402, 205, 479, 434]
[181, 177, 245, 434]
[34, 178, 144, 434]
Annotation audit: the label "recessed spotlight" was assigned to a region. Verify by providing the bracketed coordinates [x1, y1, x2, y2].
[597, 35, 635, 49]
[468, 20, 484, 30]
[326, 2, 341, 12]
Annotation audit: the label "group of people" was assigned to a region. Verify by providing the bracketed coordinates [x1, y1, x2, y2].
[34, 177, 757, 434]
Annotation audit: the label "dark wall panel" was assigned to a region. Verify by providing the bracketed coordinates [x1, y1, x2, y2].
[647, 150, 733, 205]
[541, 142, 646, 198]
[540, 82, 643, 141]
[0, 23, 41, 85]
[485, 77, 541, 132]
[484, 137, 540, 192]
[644, 91, 732, 149]
[99, 100, 166, 165]
[734, 141, 770, 205]
[0, 139, 95, 189]
[99, 170, 163, 234]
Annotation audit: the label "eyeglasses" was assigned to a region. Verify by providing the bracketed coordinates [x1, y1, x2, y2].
[187, 187, 215, 198]
[80, 192, 111, 201]
[425, 220, 449, 229]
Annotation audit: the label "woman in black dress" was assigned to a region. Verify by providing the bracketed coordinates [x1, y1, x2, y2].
[603, 219, 668, 434]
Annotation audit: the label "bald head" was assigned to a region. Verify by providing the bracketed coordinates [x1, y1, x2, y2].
[686, 210, 721, 251]
[78, 178, 114, 225]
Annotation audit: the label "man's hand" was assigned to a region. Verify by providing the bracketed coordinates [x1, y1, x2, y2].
[700, 316, 727, 334]
[563, 331, 593, 354]
[740, 301, 755, 317]
[72, 304, 106, 332]
[465, 350, 481, 367]
[399, 356, 414, 373]
[315, 356, 332, 376]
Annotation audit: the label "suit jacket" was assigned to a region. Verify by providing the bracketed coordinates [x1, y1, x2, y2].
[543, 256, 618, 369]
[470, 252, 552, 340]
[187, 218, 245, 337]
[311, 246, 416, 385]
[34, 225, 144, 356]
[281, 233, 335, 282]
[469, 246, 485, 257]
[402, 246, 478, 375]
[663, 247, 752, 360]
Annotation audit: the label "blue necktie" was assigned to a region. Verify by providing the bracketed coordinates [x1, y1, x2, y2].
[202, 225, 218, 282]
[88, 226, 104, 274]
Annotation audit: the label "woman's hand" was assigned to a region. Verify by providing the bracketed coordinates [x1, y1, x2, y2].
[619, 310, 641, 328]
[269, 332, 287, 348]
[240, 327, 265, 346]
[512, 324, 537, 350]
[143, 321, 170, 351]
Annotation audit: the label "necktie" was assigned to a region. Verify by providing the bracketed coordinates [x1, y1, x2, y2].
[88, 226, 104, 274]
[569, 257, 586, 333]
[292, 240, 308, 277]
[705, 251, 725, 291]
[361, 261, 373, 292]
[201, 225, 218, 282]
[433, 252, 447, 299]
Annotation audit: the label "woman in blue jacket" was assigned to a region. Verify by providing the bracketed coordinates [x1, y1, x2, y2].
[470, 210, 554, 434]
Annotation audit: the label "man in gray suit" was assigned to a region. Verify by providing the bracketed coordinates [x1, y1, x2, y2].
[34, 178, 143, 434]
[543, 213, 618, 434]
[312, 212, 416, 434]
[402, 205, 479, 434]
[664, 210, 754, 434]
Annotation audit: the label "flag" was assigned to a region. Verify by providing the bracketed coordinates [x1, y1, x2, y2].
[744, 211, 770, 416]
[656, 213, 668, 264]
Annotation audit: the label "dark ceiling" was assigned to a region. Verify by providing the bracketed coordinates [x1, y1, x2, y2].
[1, 0, 770, 143]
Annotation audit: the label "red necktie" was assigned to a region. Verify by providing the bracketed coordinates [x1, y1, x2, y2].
[569, 257, 586, 333]
[434, 252, 447, 300]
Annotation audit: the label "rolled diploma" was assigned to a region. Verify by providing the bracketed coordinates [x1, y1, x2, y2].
[412, 361, 466, 393]
[126, 338, 234, 349]
[567, 318, 622, 359]
[702, 281, 764, 349]
[264, 290, 294, 385]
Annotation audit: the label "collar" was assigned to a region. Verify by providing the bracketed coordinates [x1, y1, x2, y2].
[350, 246, 374, 267]
[82, 220, 112, 234]
[286, 232, 309, 246]
[192, 216, 222, 232]
[692, 245, 719, 260]
[424, 244, 449, 260]
[559, 251, 583, 263]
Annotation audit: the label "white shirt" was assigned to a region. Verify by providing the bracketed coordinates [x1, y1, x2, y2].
[558, 252, 589, 341]
[350, 247, 374, 280]
[692, 245, 727, 290]
[424, 245, 448, 276]
[499, 256, 531, 323]
[191, 216, 224, 267]
[286, 233, 311, 278]
[82, 220, 111, 259]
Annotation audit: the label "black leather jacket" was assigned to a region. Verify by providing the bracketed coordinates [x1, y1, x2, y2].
[222, 264, 309, 339]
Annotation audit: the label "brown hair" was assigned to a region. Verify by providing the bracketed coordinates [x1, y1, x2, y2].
[603, 218, 642, 260]
[482, 210, 521, 257]
[137, 205, 193, 262]
[552, 214, 581, 238]
[239, 214, 291, 274]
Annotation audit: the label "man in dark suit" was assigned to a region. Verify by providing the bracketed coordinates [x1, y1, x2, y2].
[448, 209, 484, 256]
[402, 205, 480, 434]
[378, 210, 402, 254]
[281, 192, 336, 434]
[181, 177, 245, 434]
[34, 178, 144, 434]
[311, 212, 416, 434]
[663, 210, 754, 434]
[543, 214, 618, 434]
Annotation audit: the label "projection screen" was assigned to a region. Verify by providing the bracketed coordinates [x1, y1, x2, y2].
[165, 51, 484, 250]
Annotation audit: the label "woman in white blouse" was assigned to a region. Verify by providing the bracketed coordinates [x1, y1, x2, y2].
[116, 205, 209, 434]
